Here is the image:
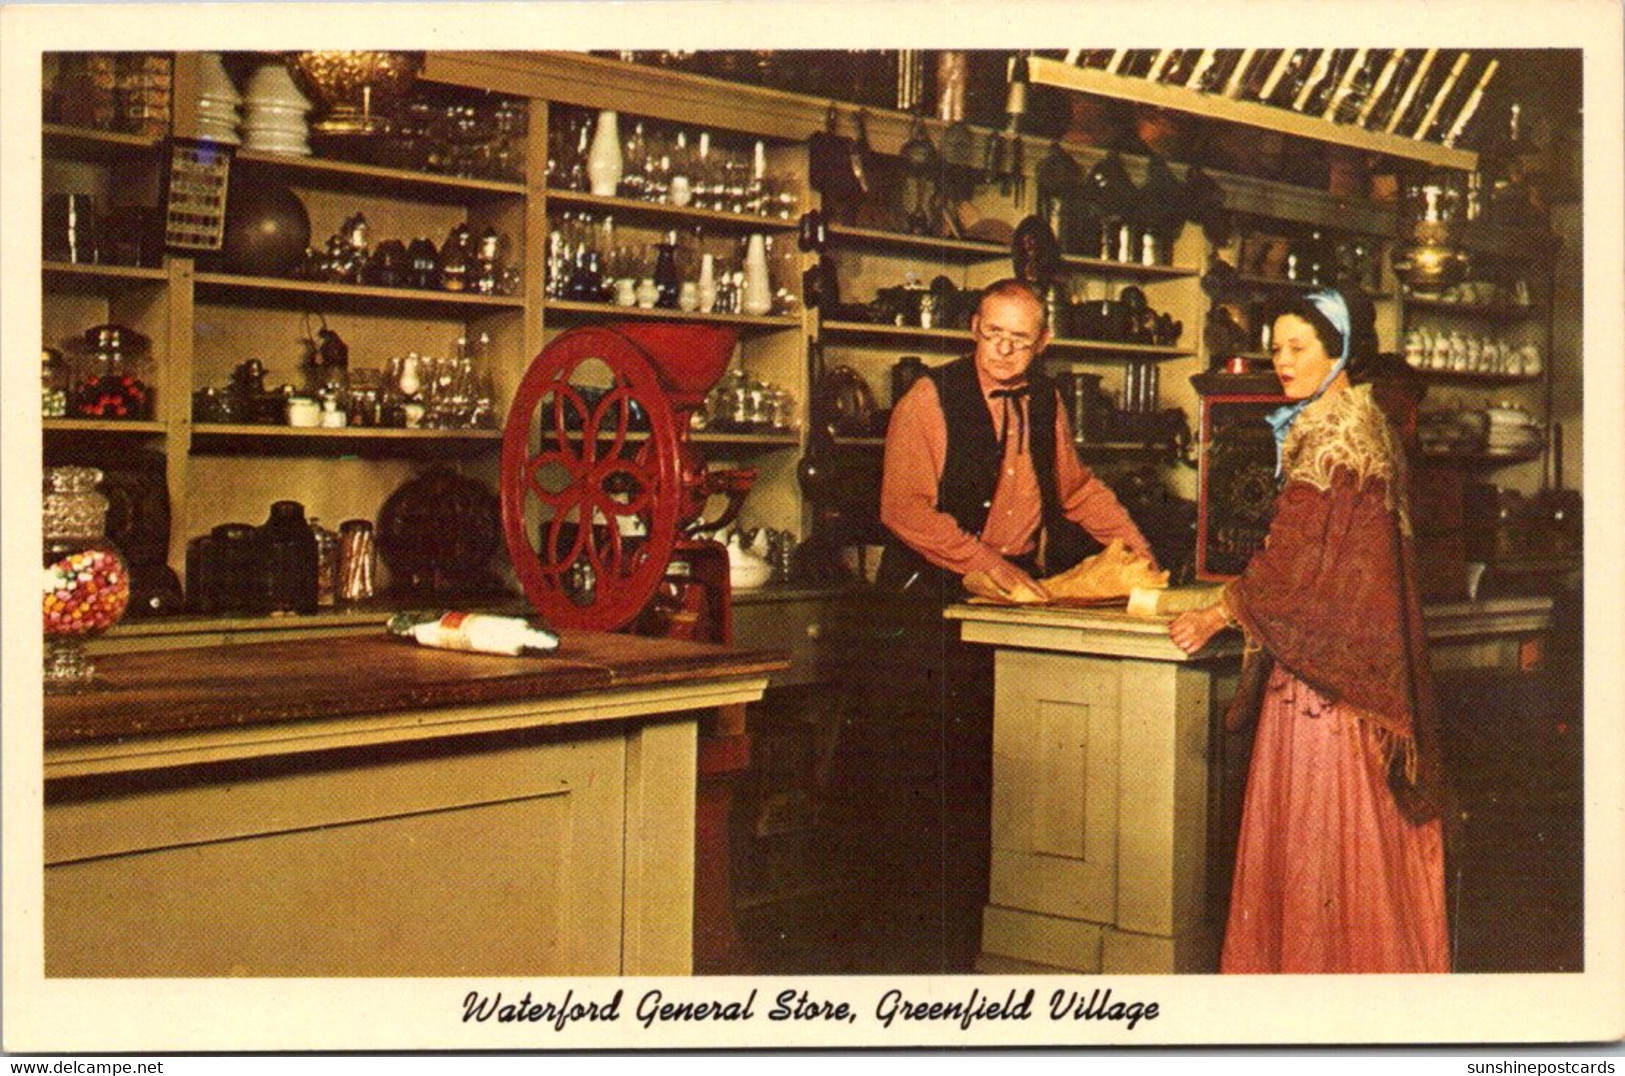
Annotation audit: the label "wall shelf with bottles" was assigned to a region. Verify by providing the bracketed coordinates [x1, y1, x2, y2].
[819, 320, 1193, 360]
[546, 190, 799, 234]
[192, 272, 527, 311]
[189, 424, 504, 442]
[232, 150, 528, 203]
[544, 300, 798, 332]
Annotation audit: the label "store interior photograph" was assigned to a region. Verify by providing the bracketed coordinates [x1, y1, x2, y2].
[36, 47, 1584, 979]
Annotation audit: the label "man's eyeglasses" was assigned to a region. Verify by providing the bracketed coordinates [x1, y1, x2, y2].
[975, 326, 1040, 354]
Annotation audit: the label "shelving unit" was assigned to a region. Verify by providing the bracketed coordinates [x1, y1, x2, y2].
[39, 49, 1564, 616]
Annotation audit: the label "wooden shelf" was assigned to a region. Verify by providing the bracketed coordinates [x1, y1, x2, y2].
[1028, 57, 1478, 172]
[1410, 368, 1542, 386]
[827, 224, 1007, 262]
[190, 424, 503, 456]
[44, 262, 168, 292]
[234, 149, 527, 203]
[826, 225, 1198, 279]
[193, 273, 525, 312]
[44, 418, 166, 435]
[1417, 448, 1543, 468]
[1232, 274, 1388, 298]
[544, 299, 799, 331]
[547, 190, 799, 233]
[1057, 253, 1200, 280]
[821, 320, 1192, 360]
[693, 431, 801, 450]
[42, 124, 162, 163]
[1403, 295, 1542, 322]
[1046, 339, 1195, 360]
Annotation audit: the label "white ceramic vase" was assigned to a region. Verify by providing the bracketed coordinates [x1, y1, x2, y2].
[698, 252, 717, 314]
[586, 110, 623, 197]
[742, 234, 773, 316]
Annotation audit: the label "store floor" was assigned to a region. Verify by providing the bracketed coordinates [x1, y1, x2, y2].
[734, 666, 1585, 977]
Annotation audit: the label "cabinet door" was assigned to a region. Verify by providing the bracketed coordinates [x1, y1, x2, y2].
[988, 649, 1122, 924]
[46, 729, 627, 977]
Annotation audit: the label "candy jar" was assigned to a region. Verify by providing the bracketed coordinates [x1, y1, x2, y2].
[42, 466, 130, 692]
[70, 323, 155, 420]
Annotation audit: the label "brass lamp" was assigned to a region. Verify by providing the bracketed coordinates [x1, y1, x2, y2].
[285, 51, 425, 138]
[1391, 170, 1470, 291]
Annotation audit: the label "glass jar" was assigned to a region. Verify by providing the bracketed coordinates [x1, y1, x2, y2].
[259, 500, 319, 615]
[42, 466, 131, 692]
[42, 347, 69, 418]
[69, 323, 155, 420]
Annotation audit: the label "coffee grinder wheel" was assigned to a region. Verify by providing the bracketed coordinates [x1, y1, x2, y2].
[501, 327, 684, 631]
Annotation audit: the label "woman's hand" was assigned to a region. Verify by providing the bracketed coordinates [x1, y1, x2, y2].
[1169, 604, 1229, 655]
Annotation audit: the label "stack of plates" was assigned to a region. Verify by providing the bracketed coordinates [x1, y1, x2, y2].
[241, 62, 311, 157]
[1484, 406, 1543, 456]
[195, 52, 241, 146]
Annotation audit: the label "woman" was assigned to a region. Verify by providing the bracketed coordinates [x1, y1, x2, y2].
[1169, 287, 1449, 973]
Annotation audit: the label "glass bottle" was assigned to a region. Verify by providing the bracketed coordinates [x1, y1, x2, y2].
[258, 500, 319, 615]
[310, 517, 340, 607]
[653, 232, 680, 308]
[43, 466, 130, 692]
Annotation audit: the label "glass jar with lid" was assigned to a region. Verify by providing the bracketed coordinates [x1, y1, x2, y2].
[42, 466, 131, 691]
[68, 323, 155, 420]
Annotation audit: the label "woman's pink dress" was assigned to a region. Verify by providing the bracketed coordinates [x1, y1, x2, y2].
[1221, 666, 1450, 973]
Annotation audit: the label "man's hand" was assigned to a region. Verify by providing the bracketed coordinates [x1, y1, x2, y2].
[1169, 604, 1229, 655]
[981, 558, 1051, 603]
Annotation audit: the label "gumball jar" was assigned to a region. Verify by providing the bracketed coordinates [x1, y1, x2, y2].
[42, 466, 130, 692]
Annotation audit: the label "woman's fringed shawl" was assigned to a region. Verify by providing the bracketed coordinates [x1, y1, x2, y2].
[1222, 383, 1447, 825]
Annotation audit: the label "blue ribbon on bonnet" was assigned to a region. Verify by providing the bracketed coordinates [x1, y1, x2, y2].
[1265, 288, 1352, 476]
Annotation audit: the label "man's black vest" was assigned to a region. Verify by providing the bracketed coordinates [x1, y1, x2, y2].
[876, 356, 1096, 598]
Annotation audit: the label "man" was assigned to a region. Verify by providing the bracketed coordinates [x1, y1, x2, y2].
[836, 279, 1158, 969]
[877, 278, 1157, 601]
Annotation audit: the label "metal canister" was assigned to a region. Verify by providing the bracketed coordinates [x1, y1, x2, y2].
[337, 519, 377, 603]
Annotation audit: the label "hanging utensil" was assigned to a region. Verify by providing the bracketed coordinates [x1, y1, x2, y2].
[1000, 52, 1031, 206]
[898, 112, 940, 236]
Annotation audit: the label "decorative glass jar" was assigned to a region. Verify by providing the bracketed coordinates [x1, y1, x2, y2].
[42, 466, 130, 692]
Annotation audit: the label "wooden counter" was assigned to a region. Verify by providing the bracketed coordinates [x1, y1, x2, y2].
[44, 631, 786, 978]
[945, 597, 1552, 975]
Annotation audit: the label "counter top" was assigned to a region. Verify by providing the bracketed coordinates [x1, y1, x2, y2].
[45, 631, 788, 778]
[945, 595, 1555, 663]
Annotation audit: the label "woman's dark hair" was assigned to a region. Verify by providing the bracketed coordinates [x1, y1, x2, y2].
[1267, 285, 1379, 374]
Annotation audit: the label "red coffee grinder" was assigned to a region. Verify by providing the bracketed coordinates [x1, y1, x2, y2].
[499, 323, 756, 972]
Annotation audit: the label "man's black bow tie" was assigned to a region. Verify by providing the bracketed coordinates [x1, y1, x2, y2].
[990, 386, 1030, 456]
